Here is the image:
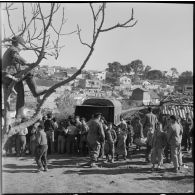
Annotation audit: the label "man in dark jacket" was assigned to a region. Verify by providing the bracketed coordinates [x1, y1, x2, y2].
[44, 113, 55, 154]
[2, 36, 47, 119]
[85, 113, 105, 167]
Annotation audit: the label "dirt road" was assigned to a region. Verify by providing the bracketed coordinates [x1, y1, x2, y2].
[2, 148, 194, 193]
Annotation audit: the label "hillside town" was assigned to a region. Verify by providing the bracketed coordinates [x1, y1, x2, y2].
[18, 63, 193, 117]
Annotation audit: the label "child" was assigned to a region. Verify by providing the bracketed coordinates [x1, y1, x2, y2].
[104, 122, 117, 163]
[145, 124, 154, 162]
[35, 124, 48, 172]
[151, 122, 167, 171]
[116, 127, 127, 161]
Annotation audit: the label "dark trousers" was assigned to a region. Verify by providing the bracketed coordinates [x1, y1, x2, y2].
[182, 132, 191, 150]
[66, 135, 76, 154]
[16, 135, 26, 156]
[99, 141, 105, 158]
[35, 145, 48, 169]
[145, 144, 152, 161]
[88, 142, 101, 163]
[192, 137, 194, 161]
[126, 134, 133, 147]
[164, 144, 171, 161]
[76, 134, 81, 154]
[4, 73, 46, 118]
[79, 135, 88, 155]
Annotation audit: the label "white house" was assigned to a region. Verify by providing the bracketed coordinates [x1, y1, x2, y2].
[47, 67, 55, 75]
[119, 76, 131, 85]
[183, 84, 193, 94]
[96, 71, 107, 81]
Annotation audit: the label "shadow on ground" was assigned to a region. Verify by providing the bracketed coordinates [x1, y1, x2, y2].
[3, 149, 193, 176]
[134, 175, 194, 181]
[63, 166, 152, 175]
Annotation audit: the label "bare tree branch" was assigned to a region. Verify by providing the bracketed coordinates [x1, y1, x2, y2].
[77, 25, 92, 49]
[100, 8, 137, 32]
[90, 3, 96, 39]
[5, 3, 15, 36]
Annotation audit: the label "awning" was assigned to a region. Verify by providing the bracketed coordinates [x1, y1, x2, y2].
[161, 104, 193, 119]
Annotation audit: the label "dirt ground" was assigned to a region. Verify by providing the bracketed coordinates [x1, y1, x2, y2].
[2, 147, 194, 193]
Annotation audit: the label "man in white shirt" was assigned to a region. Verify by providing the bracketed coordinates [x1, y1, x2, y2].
[167, 115, 183, 173]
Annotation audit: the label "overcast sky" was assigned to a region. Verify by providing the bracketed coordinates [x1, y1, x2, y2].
[1, 2, 193, 74]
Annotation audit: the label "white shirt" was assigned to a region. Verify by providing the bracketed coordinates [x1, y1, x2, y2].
[18, 128, 28, 136]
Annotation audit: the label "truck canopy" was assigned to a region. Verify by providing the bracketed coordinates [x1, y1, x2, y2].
[75, 98, 122, 125]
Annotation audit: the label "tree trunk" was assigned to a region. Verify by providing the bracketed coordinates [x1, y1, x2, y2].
[2, 85, 11, 150]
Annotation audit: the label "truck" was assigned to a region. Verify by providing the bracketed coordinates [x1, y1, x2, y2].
[74, 98, 122, 125]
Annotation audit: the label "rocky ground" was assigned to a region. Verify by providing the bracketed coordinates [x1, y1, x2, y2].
[2, 147, 194, 193]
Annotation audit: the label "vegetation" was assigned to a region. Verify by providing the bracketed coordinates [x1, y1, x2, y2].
[178, 71, 193, 85]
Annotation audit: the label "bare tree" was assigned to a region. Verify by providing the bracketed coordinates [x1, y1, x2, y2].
[1, 2, 137, 147]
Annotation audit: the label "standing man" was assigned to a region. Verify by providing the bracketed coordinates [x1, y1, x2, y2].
[35, 124, 48, 172]
[86, 113, 105, 167]
[167, 115, 183, 173]
[118, 116, 127, 131]
[133, 117, 144, 151]
[143, 107, 158, 137]
[183, 113, 193, 151]
[66, 120, 77, 155]
[98, 116, 107, 159]
[75, 116, 82, 154]
[44, 113, 55, 154]
[79, 118, 89, 156]
[2, 36, 47, 119]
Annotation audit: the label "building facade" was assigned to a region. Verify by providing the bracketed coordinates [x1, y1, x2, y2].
[130, 88, 151, 106]
[79, 79, 102, 90]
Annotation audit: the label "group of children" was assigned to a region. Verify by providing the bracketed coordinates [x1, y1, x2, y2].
[104, 122, 128, 163]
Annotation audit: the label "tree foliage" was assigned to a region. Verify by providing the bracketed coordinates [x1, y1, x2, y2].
[170, 67, 179, 78]
[54, 90, 75, 118]
[129, 59, 144, 75]
[143, 65, 152, 79]
[178, 71, 193, 85]
[147, 69, 163, 80]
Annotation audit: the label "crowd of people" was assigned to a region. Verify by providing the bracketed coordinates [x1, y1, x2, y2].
[4, 107, 193, 173]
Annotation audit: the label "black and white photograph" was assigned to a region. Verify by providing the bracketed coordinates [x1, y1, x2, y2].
[1, 1, 193, 194]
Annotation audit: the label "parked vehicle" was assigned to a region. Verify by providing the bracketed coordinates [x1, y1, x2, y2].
[75, 98, 122, 125]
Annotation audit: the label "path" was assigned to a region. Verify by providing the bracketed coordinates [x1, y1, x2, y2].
[2, 148, 194, 193]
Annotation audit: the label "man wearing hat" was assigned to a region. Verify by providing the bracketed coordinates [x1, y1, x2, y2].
[167, 115, 183, 173]
[85, 113, 105, 167]
[2, 36, 47, 119]
[143, 107, 158, 137]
